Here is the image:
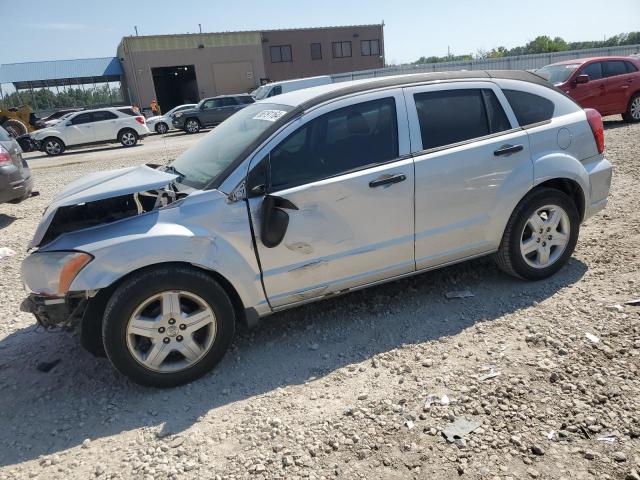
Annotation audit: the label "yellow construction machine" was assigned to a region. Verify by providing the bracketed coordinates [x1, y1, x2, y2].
[0, 105, 40, 137]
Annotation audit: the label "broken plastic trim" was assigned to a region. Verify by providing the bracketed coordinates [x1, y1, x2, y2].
[38, 188, 179, 247]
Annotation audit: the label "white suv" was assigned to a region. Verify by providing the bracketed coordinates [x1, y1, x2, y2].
[31, 108, 150, 156]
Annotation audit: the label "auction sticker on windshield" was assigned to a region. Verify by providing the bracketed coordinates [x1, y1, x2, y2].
[252, 110, 288, 122]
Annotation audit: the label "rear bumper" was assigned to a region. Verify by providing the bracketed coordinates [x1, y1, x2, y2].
[584, 156, 613, 220]
[0, 166, 32, 203]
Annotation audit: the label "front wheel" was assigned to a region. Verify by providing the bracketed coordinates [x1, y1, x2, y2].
[118, 129, 138, 147]
[155, 122, 169, 134]
[102, 266, 235, 387]
[184, 118, 200, 134]
[42, 137, 65, 156]
[622, 93, 640, 123]
[495, 188, 580, 280]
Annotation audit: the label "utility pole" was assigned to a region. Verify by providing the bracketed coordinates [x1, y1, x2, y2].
[447, 45, 451, 59]
[199, 23, 202, 34]
[134, 25, 139, 36]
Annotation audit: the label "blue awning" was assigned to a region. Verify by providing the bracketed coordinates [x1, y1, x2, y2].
[0, 57, 123, 89]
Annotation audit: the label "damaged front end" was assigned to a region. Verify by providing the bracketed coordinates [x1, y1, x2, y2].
[20, 292, 89, 330]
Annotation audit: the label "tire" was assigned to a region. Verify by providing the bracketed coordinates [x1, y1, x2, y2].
[3, 119, 28, 137]
[155, 122, 169, 134]
[495, 188, 580, 280]
[41, 137, 65, 156]
[102, 265, 235, 388]
[622, 93, 640, 123]
[118, 129, 138, 147]
[184, 118, 200, 134]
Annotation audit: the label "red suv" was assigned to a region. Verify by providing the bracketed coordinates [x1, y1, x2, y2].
[537, 56, 640, 122]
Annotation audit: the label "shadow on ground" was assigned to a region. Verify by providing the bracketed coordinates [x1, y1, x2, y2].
[25, 144, 141, 161]
[0, 256, 587, 467]
[0, 214, 16, 230]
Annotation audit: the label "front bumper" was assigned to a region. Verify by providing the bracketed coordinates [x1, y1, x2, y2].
[20, 293, 88, 329]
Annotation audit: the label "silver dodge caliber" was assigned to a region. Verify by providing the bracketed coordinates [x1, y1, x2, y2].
[21, 71, 612, 387]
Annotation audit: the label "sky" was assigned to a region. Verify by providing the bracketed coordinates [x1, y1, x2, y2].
[1, 0, 639, 65]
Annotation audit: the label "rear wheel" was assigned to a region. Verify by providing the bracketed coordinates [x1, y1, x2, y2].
[155, 122, 169, 134]
[118, 129, 138, 147]
[495, 188, 579, 280]
[102, 266, 235, 388]
[42, 137, 65, 156]
[622, 93, 640, 122]
[184, 118, 200, 134]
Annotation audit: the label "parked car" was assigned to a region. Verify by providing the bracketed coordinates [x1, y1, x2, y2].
[146, 104, 197, 134]
[251, 75, 332, 100]
[40, 108, 83, 127]
[537, 56, 640, 121]
[172, 95, 254, 134]
[21, 71, 612, 387]
[0, 126, 32, 204]
[30, 108, 150, 156]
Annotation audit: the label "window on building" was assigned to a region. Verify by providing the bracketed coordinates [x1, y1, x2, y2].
[361, 39, 380, 56]
[270, 45, 293, 63]
[270, 98, 398, 190]
[503, 89, 555, 127]
[332, 41, 352, 58]
[311, 42, 322, 60]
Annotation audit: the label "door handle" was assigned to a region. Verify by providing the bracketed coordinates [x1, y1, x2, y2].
[494, 144, 524, 156]
[369, 174, 406, 188]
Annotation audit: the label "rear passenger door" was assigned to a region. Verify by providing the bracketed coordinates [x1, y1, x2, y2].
[91, 111, 119, 141]
[601, 60, 635, 113]
[404, 83, 533, 270]
[247, 90, 415, 307]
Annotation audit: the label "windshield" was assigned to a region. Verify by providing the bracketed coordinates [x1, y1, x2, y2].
[537, 64, 580, 85]
[169, 103, 293, 189]
[252, 85, 271, 100]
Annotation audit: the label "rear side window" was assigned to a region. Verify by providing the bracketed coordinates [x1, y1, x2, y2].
[236, 96, 254, 104]
[603, 61, 628, 77]
[71, 113, 93, 125]
[414, 89, 510, 150]
[220, 98, 237, 107]
[625, 61, 638, 73]
[581, 62, 603, 80]
[118, 108, 137, 116]
[270, 97, 398, 190]
[92, 111, 118, 121]
[503, 90, 555, 127]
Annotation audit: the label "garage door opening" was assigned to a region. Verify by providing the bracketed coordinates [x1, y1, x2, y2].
[151, 65, 199, 113]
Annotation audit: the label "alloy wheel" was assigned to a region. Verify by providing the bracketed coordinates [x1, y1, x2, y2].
[631, 97, 640, 120]
[519, 204, 570, 269]
[156, 123, 168, 134]
[186, 120, 199, 133]
[44, 140, 61, 155]
[125, 290, 217, 373]
[122, 132, 136, 146]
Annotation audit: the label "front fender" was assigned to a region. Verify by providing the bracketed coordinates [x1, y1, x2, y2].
[40, 190, 266, 313]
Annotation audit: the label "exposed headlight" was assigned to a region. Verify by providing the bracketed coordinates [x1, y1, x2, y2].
[22, 252, 93, 296]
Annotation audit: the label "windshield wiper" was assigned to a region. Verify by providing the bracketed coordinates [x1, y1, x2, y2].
[163, 164, 186, 177]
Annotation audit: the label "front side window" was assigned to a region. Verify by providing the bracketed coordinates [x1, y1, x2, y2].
[414, 89, 510, 150]
[270, 45, 292, 63]
[92, 111, 118, 122]
[170, 103, 293, 189]
[603, 60, 628, 77]
[311, 42, 322, 60]
[269, 97, 398, 191]
[361, 39, 380, 56]
[332, 41, 352, 58]
[202, 99, 221, 109]
[71, 113, 92, 125]
[503, 89, 554, 127]
[580, 62, 603, 80]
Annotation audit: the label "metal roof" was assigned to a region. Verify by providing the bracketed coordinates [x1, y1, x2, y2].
[0, 57, 123, 88]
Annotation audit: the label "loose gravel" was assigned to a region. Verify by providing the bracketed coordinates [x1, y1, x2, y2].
[0, 121, 638, 480]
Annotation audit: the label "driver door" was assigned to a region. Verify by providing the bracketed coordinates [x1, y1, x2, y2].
[246, 90, 415, 308]
[64, 112, 95, 145]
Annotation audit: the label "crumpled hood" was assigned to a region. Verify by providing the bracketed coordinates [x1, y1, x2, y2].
[31, 165, 178, 248]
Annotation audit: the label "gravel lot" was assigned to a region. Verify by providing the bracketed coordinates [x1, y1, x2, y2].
[0, 121, 638, 480]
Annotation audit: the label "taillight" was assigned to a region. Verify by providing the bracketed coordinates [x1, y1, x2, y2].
[135, 116, 145, 125]
[0, 144, 11, 166]
[585, 108, 604, 154]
